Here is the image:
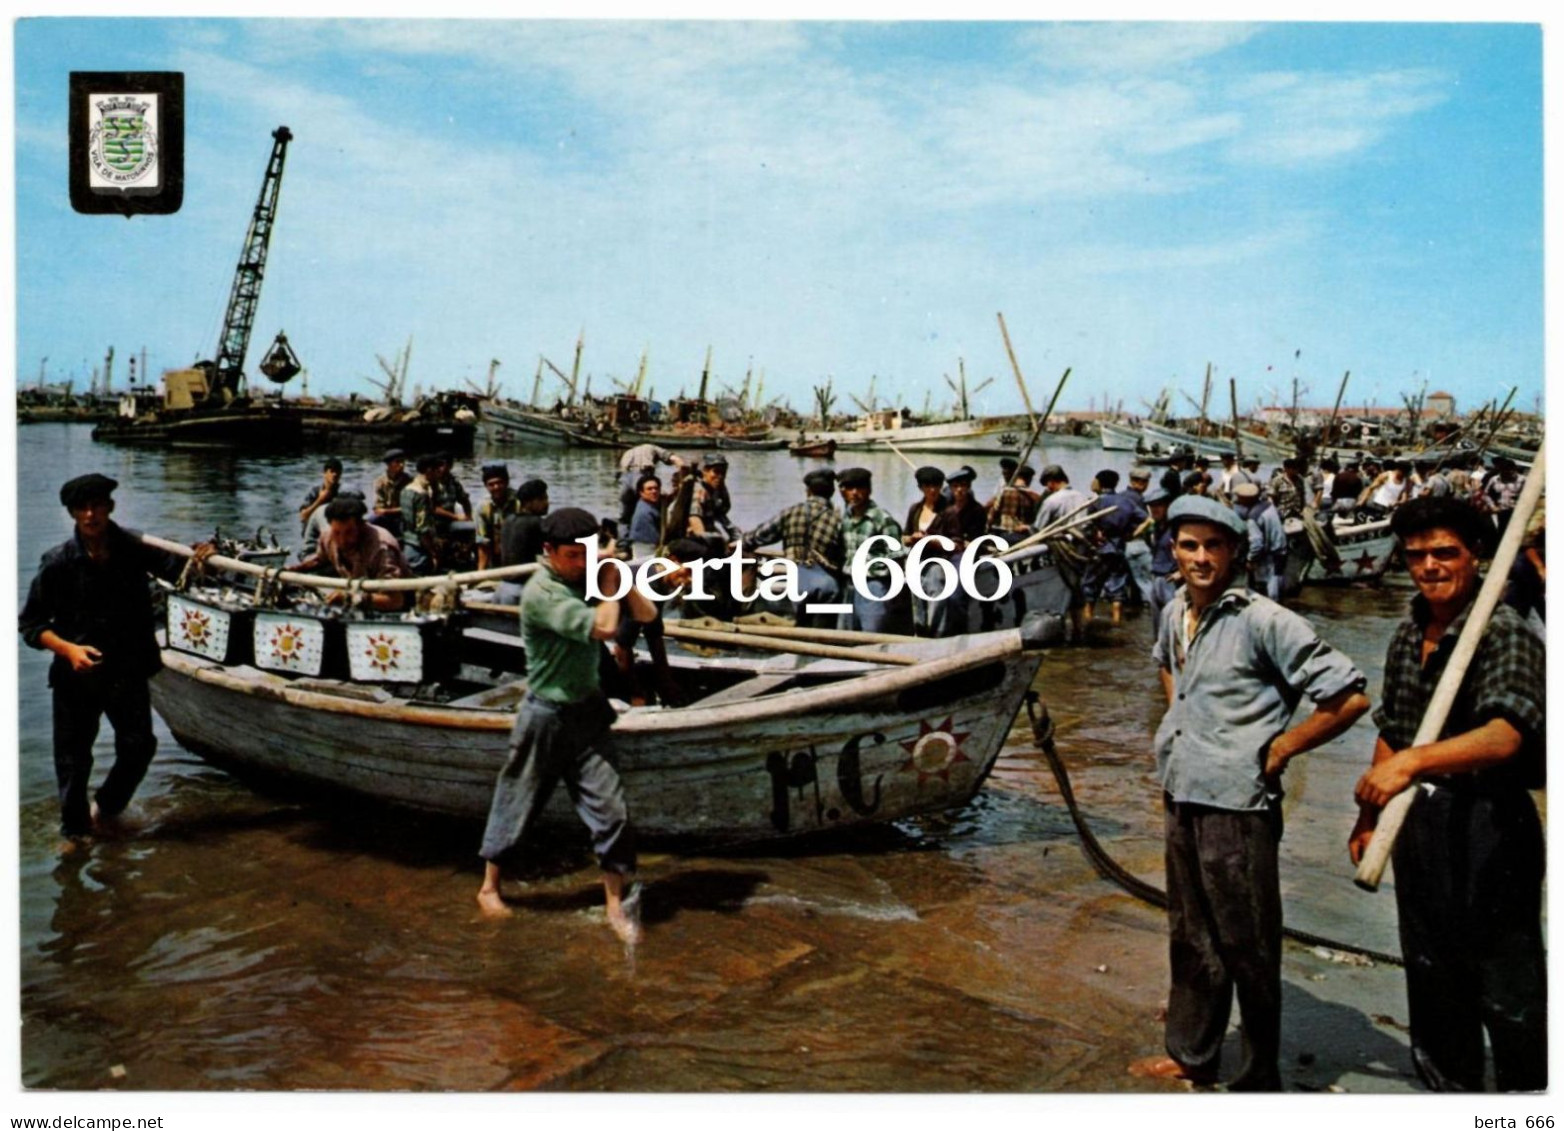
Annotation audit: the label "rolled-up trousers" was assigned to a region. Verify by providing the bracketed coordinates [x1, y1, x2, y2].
[479, 692, 636, 875]
[51, 667, 158, 838]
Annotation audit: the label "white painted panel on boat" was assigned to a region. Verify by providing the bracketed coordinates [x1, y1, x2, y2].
[252, 612, 326, 676]
[167, 595, 233, 662]
[344, 622, 425, 682]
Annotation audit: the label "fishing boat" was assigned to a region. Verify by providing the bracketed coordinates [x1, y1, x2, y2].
[1139, 421, 1293, 464]
[788, 438, 837, 458]
[146, 547, 1053, 843]
[794, 411, 1035, 457]
[1282, 514, 1399, 589]
[1098, 420, 1143, 451]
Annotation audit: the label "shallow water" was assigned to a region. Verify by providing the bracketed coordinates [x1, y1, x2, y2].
[16, 422, 1433, 1091]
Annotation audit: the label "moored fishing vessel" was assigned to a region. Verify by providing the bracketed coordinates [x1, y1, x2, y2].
[146, 546, 1052, 842]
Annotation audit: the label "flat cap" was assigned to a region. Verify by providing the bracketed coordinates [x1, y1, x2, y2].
[481, 463, 510, 482]
[322, 457, 343, 473]
[415, 453, 441, 472]
[59, 473, 118, 509]
[382, 448, 406, 463]
[1182, 470, 1206, 490]
[515, 478, 548, 504]
[1242, 454, 1261, 465]
[1040, 464, 1067, 482]
[1233, 482, 1262, 502]
[703, 453, 730, 468]
[540, 507, 600, 544]
[1143, 484, 1172, 505]
[945, 466, 976, 484]
[838, 467, 872, 489]
[1128, 466, 1152, 482]
[915, 466, 945, 487]
[804, 468, 837, 490]
[1167, 494, 1247, 538]
[324, 496, 368, 522]
[999, 457, 1019, 473]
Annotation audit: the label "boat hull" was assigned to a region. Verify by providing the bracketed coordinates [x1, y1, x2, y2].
[151, 630, 1043, 843]
[1283, 516, 1398, 588]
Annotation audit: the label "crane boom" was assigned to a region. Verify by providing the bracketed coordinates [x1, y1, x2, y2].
[212, 126, 293, 404]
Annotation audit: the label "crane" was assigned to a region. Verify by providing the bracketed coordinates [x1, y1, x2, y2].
[210, 126, 293, 405]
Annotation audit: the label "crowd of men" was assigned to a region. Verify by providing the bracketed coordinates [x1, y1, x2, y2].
[23, 441, 1545, 1090]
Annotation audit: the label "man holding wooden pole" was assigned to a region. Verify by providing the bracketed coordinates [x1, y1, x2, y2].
[1349, 495, 1547, 1091]
[1132, 494, 1369, 1090]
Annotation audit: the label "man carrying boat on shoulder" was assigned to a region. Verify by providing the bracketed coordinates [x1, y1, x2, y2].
[1349, 497, 1546, 1092]
[477, 508, 656, 943]
[741, 468, 845, 630]
[20, 474, 217, 842]
[836, 468, 910, 634]
[1131, 493, 1368, 1091]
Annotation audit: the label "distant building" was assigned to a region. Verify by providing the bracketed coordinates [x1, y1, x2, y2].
[1427, 390, 1456, 417]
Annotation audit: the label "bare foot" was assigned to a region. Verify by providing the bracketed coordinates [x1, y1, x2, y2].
[476, 887, 513, 918]
[1128, 1055, 1216, 1084]
[606, 905, 642, 945]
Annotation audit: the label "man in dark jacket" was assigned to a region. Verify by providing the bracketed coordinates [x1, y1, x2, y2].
[19, 474, 213, 840]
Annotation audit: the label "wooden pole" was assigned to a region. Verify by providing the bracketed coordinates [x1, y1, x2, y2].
[1354, 446, 1547, 890]
[1196, 362, 1212, 440]
[1324, 370, 1350, 452]
[142, 534, 541, 593]
[664, 624, 918, 665]
[884, 438, 919, 472]
[1007, 367, 1072, 490]
[996, 312, 1038, 430]
[1229, 377, 1244, 462]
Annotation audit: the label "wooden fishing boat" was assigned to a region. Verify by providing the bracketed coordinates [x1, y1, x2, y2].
[146, 552, 1053, 843]
[794, 413, 1034, 457]
[1098, 420, 1142, 451]
[788, 438, 837, 458]
[1282, 514, 1398, 589]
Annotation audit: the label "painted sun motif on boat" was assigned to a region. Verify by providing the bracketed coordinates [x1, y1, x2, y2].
[178, 607, 212, 646]
[898, 717, 972, 785]
[268, 623, 308, 665]
[362, 632, 404, 674]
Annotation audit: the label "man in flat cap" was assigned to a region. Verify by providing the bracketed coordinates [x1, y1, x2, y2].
[1081, 469, 1145, 626]
[743, 468, 845, 628]
[496, 478, 552, 607]
[371, 449, 411, 538]
[1131, 493, 1368, 1091]
[475, 463, 523, 572]
[302, 495, 411, 611]
[986, 464, 1041, 542]
[400, 454, 443, 574]
[20, 475, 215, 841]
[1233, 482, 1289, 601]
[689, 453, 738, 547]
[477, 507, 655, 943]
[921, 466, 988, 636]
[1034, 465, 1094, 529]
[836, 468, 910, 633]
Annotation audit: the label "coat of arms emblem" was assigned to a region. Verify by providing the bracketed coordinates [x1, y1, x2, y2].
[88, 94, 159, 188]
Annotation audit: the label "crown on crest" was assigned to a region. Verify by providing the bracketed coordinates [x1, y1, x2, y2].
[95, 95, 150, 117]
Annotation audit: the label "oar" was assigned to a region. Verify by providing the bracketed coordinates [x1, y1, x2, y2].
[884, 438, 919, 472]
[683, 616, 919, 646]
[1354, 445, 1547, 891]
[463, 602, 920, 665]
[142, 533, 541, 593]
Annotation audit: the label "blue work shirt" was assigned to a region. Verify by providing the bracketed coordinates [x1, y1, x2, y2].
[1152, 585, 1366, 811]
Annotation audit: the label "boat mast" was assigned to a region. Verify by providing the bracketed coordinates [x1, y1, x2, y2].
[212, 126, 293, 406]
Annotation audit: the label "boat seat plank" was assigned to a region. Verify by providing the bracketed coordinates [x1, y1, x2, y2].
[686, 673, 796, 707]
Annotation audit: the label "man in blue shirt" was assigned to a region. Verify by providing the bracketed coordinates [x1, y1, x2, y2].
[1132, 494, 1369, 1091]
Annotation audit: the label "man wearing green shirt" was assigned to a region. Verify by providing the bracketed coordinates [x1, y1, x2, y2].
[477, 508, 656, 944]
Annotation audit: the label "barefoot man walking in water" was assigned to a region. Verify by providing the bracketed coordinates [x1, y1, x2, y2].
[1131, 494, 1369, 1090]
[20, 474, 214, 842]
[476, 507, 654, 942]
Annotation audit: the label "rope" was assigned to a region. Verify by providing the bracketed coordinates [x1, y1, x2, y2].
[1021, 694, 1404, 968]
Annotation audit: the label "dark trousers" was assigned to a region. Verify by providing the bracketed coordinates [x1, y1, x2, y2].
[52, 669, 158, 837]
[1392, 786, 1548, 1092]
[1163, 796, 1284, 1090]
[479, 692, 636, 875]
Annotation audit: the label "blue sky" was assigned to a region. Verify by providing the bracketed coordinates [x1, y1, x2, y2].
[12, 19, 1544, 419]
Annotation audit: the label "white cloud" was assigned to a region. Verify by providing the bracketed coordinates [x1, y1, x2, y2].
[1225, 69, 1448, 166]
[1018, 22, 1261, 74]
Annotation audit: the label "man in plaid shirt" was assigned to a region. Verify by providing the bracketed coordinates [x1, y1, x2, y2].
[836, 467, 910, 633]
[1351, 496, 1546, 1092]
[743, 468, 845, 628]
[986, 464, 1041, 540]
